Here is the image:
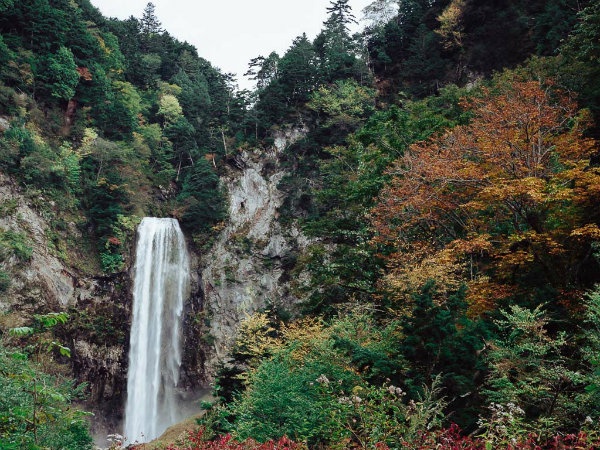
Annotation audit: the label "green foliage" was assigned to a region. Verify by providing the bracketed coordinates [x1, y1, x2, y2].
[0, 125, 36, 175]
[96, 31, 126, 77]
[164, 116, 196, 167]
[64, 304, 127, 347]
[330, 313, 406, 383]
[109, 80, 142, 137]
[8, 326, 35, 337]
[0, 229, 33, 263]
[254, 34, 318, 128]
[215, 312, 448, 447]
[0, 344, 93, 449]
[0, 0, 14, 13]
[17, 312, 69, 333]
[170, 68, 211, 129]
[0, 124, 84, 191]
[140, 2, 163, 36]
[560, 1, 600, 124]
[308, 79, 375, 140]
[245, 52, 280, 91]
[398, 283, 489, 430]
[135, 123, 175, 186]
[45, 46, 79, 100]
[231, 351, 352, 444]
[178, 158, 226, 232]
[297, 85, 469, 314]
[0, 270, 10, 292]
[0, 199, 18, 218]
[85, 173, 126, 238]
[1, 1, 599, 446]
[100, 250, 123, 273]
[364, 0, 590, 99]
[483, 305, 584, 433]
[579, 286, 600, 419]
[139, 52, 162, 86]
[0, 35, 14, 73]
[309, 79, 374, 118]
[314, 0, 366, 84]
[97, 215, 139, 274]
[334, 376, 447, 448]
[57, 143, 81, 193]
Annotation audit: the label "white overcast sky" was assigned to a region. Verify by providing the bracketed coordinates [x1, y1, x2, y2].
[90, 0, 374, 90]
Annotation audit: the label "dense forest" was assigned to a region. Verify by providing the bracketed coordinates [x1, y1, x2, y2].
[1, 0, 600, 448]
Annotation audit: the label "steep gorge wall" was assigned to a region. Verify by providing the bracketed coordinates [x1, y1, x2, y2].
[200, 130, 310, 376]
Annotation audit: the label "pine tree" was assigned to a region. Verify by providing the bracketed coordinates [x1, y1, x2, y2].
[316, 1, 366, 83]
[140, 2, 163, 36]
[324, 0, 358, 32]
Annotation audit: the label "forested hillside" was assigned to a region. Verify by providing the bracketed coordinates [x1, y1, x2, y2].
[1, 0, 600, 448]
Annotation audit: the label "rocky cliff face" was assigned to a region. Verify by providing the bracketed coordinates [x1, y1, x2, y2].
[0, 172, 132, 434]
[0, 173, 77, 312]
[200, 130, 310, 376]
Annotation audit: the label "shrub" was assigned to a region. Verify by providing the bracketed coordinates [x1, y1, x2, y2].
[0, 229, 33, 262]
[162, 429, 304, 450]
[0, 269, 9, 292]
[0, 345, 93, 449]
[100, 250, 124, 273]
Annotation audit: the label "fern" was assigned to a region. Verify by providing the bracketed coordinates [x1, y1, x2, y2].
[8, 326, 34, 337]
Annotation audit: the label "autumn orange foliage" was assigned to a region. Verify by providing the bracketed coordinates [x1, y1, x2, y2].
[372, 80, 599, 314]
[76, 66, 93, 81]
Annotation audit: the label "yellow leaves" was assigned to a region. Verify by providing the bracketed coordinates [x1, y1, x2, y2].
[96, 36, 109, 56]
[281, 317, 326, 343]
[448, 234, 493, 256]
[77, 128, 97, 157]
[280, 318, 328, 362]
[532, 234, 565, 256]
[435, 0, 466, 49]
[383, 247, 466, 306]
[571, 166, 600, 209]
[570, 224, 600, 240]
[308, 79, 376, 120]
[469, 177, 551, 225]
[493, 231, 566, 284]
[494, 249, 534, 281]
[233, 314, 331, 372]
[233, 312, 281, 364]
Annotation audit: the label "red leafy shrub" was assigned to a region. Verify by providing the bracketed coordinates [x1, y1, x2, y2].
[519, 432, 600, 450]
[156, 426, 599, 450]
[397, 424, 486, 450]
[375, 425, 600, 450]
[160, 428, 305, 450]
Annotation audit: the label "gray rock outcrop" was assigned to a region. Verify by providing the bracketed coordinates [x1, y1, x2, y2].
[200, 131, 310, 375]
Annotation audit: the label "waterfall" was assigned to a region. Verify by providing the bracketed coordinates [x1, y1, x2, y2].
[123, 217, 190, 445]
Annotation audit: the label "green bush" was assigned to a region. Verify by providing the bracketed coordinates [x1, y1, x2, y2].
[0, 229, 33, 262]
[178, 158, 226, 232]
[212, 312, 445, 447]
[100, 250, 123, 273]
[231, 347, 358, 445]
[228, 344, 446, 448]
[0, 345, 93, 449]
[0, 270, 9, 292]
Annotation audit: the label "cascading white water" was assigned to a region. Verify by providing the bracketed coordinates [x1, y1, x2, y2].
[123, 217, 190, 445]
